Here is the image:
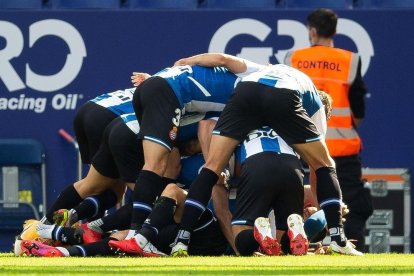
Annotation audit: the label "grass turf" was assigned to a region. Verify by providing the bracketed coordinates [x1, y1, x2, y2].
[1, 253, 414, 275]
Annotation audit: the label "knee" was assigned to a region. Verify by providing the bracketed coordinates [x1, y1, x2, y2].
[234, 229, 257, 256]
[161, 184, 185, 203]
[74, 180, 105, 198]
[143, 161, 168, 176]
[203, 160, 224, 176]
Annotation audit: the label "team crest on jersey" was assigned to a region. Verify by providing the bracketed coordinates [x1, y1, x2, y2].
[169, 126, 178, 141]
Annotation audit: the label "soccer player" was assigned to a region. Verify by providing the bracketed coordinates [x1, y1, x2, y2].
[121, 56, 262, 247]
[230, 126, 307, 256]
[202, 90, 331, 256]
[40, 89, 136, 225]
[169, 53, 363, 256]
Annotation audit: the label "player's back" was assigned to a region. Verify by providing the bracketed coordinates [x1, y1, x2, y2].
[155, 65, 238, 113]
[90, 88, 135, 116]
[241, 64, 323, 118]
[236, 127, 297, 165]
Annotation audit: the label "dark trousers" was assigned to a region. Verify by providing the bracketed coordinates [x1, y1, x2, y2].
[334, 154, 373, 252]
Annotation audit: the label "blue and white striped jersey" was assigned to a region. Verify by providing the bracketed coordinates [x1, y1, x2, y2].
[241, 64, 327, 136]
[119, 110, 201, 146]
[120, 113, 140, 134]
[235, 127, 297, 165]
[90, 88, 135, 116]
[154, 65, 239, 114]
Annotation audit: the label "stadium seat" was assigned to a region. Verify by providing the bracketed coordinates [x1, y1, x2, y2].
[285, 0, 354, 9]
[0, 139, 46, 228]
[52, 0, 121, 9]
[363, 0, 414, 8]
[128, 0, 199, 9]
[202, 0, 279, 9]
[0, 0, 43, 9]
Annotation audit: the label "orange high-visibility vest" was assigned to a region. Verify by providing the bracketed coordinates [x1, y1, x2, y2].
[285, 46, 361, 157]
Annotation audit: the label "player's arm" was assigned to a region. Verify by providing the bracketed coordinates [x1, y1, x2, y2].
[304, 184, 318, 209]
[212, 183, 238, 255]
[349, 57, 367, 129]
[198, 118, 238, 253]
[197, 118, 218, 161]
[174, 53, 255, 74]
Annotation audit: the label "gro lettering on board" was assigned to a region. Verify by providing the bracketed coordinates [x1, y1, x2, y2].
[209, 18, 374, 76]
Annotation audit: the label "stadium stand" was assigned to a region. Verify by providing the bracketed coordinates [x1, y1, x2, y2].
[9, 0, 414, 10]
[363, 0, 414, 8]
[284, 0, 354, 9]
[50, 0, 121, 9]
[0, 0, 43, 9]
[201, 0, 281, 9]
[127, 0, 199, 9]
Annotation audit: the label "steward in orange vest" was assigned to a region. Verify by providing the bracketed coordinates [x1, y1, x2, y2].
[285, 46, 364, 157]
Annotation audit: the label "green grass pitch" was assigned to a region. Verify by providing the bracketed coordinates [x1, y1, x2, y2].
[1, 253, 414, 275]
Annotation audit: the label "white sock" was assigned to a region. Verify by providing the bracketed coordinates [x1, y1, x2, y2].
[87, 219, 104, 234]
[125, 229, 137, 240]
[36, 223, 55, 239]
[329, 227, 346, 245]
[134, 233, 148, 248]
[56, 247, 70, 257]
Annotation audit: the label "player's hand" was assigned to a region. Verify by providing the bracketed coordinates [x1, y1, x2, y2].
[314, 243, 331, 255]
[341, 202, 349, 223]
[303, 206, 318, 221]
[131, 72, 151, 86]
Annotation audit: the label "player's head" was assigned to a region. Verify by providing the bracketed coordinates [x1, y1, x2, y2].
[317, 90, 333, 120]
[307, 8, 337, 39]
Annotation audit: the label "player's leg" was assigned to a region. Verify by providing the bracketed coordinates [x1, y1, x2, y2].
[232, 153, 286, 256]
[72, 117, 142, 228]
[171, 134, 239, 255]
[137, 184, 185, 249]
[109, 184, 184, 256]
[186, 209, 229, 256]
[265, 154, 307, 256]
[37, 203, 133, 246]
[73, 101, 117, 164]
[21, 231, 127, 257]
[42, 166, 118, 225]
[129, 77, 181, 231]
[292, 142, 352, 251]
[171, 84, 262, 255]
[54, 187, 122, 227]
[36, 199, 135, 246]
[87, 199, 133, 235]
[335, 155, 373, 252]
[43, 118, 125, 224]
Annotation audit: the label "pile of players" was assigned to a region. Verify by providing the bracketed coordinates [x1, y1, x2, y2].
[14, 51, 362, 258]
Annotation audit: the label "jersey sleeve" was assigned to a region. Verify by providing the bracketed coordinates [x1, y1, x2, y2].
[310, 107, 327, 138]
[235, 59, 265, 78]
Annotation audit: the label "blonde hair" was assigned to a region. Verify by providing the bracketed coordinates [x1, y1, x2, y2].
[317, 90, 333, 120]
